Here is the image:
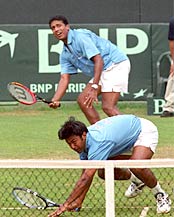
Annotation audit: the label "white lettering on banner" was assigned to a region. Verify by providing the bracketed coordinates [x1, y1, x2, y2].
[38, 28, 149, 73]
[116, 28, 148, 54]
[99, 28, 109, 40]
[153, 99, 165, 114]
[38, 29, 63, 73]
[30, 83, 53, 93]
[29, 83, 86, 94]
[66, 83, 86, 93]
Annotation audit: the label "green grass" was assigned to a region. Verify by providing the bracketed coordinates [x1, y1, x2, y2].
[0, 101, 174, 159]
[0, 101, 174, 217]
[1, 167, 173, 217]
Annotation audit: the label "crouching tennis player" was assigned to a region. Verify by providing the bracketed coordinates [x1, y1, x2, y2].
[48, 114, 171, 217]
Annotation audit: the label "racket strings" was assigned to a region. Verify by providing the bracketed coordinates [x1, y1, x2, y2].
[14, 190, 45, 209]
[14, 87, 27, 99]
[13, 86, 34, 103]
[8, 83, 36, 105]
[8, 82, 53, 105]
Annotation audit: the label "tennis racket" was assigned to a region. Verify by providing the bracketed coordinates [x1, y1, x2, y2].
[7, 82, 59, 106]
[12, 187, 80, 211]
[12, 187, 60, 209]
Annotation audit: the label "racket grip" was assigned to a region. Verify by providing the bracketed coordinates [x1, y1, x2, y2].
[51, 101, 61, 107]
[51, 102, 61, 107]
[44, 99, 61, 107]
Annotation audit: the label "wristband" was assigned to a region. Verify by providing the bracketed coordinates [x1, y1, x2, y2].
[91, 84, 98, 89]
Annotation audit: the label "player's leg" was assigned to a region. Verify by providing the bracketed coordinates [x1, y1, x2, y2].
[101, 92, 121, 116]
[100, 60, 130, 116]
[98, 167, 131, 180]
[98, 155, 131, 180]
[125, 118, 171, 213]
[128, 145, 171, 214]
[98, 154, 148, 199]
[129, 146, 156, 187]
[77, 83, 101, 124]
[161, 73, 174, 117]
[106, 153, 147, 198]
[126, 117, 159, 189]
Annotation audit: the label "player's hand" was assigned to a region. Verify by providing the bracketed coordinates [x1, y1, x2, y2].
[48, 204, 66, 217]
[66, 200, 81, 212]
[49, 101, 61, 109]
[48, 204, 80, 217]
[84, 88, 98, 108]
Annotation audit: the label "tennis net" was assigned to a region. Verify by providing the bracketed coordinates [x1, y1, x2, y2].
[0, 159, 174, 217]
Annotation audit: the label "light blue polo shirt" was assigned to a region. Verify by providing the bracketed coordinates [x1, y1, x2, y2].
[80, 115, 141, 160]
[60, 29, 128, 77]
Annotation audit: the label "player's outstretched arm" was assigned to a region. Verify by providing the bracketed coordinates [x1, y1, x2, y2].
[49, 74, 70, 109]
[48, 168, 96, 217]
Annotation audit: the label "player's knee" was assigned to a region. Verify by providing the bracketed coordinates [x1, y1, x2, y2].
[102, 105, 115, 116]
[102, 105, 110, 114]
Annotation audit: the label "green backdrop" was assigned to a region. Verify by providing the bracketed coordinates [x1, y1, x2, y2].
[0, 23, 169, 102]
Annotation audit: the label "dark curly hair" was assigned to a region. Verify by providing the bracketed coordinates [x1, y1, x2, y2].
[58, 117, 88, 140]
[49, 15, 69, 28]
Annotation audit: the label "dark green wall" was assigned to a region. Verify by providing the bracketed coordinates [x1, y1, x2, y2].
[0, 0, 173, 24]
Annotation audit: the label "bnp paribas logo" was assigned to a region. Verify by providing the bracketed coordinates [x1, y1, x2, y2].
[0, 30, 19, 58]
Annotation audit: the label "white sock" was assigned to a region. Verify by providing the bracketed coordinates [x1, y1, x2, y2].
[151, 182, 165, 196]
[129, 172, 143, 184]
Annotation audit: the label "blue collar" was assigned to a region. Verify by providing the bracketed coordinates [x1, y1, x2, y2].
[67, 29, 74, 45]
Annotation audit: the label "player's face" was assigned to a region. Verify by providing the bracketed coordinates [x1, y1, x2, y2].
[66, 133, 86, 153]
[50, 20, 70, 43]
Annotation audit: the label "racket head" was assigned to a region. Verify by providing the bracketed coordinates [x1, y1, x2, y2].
[12, 187, 48, 209]
[7, 82, 37, 105]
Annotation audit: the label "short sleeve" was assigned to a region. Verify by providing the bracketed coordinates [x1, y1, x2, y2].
[60, 54, 77, 74]
[77, 34, 100, 60]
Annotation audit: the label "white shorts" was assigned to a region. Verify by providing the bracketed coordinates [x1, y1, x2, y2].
[134, 118, 158, 153]
[122, 118, 158, 155]
[89, 59, 131, 93]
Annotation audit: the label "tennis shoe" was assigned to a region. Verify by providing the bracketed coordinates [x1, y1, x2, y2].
[125, 181, 145, 198]
[155, 192, 171, 214]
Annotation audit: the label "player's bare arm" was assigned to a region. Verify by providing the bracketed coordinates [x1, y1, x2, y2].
[92, 54, 104, 85]
[61, 169, 90, 211]
[84, 54, 103, 108]
[64, 168, 96, 207]
[49, 74, 70, 108]
[48, 168, 96, 217]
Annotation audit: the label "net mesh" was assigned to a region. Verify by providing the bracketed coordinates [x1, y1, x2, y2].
[0, 159, 173, 217]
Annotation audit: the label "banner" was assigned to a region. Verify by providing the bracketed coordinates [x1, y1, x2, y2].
[0, 24, 169, 102]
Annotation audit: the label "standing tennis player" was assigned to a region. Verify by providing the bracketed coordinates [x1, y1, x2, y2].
[48, 115, 171, 217]
[161, 16, 174, 117]
[48, 15, 130, 124]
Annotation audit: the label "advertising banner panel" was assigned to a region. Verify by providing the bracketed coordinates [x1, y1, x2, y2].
[0, 24, 168, 102]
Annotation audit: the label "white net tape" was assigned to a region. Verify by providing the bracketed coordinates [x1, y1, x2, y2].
[1, 159, 174, 217]
[0, 158, 174, 168]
